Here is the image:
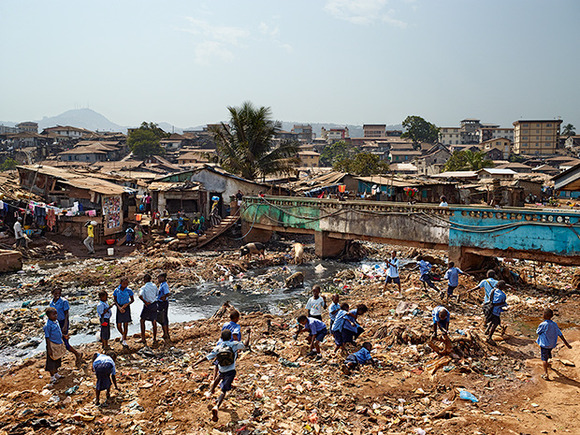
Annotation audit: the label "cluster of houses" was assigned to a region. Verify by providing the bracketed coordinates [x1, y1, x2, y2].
[1, 117, 580, 245]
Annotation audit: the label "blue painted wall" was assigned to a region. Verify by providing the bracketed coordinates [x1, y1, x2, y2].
[449, 208, 580, 256]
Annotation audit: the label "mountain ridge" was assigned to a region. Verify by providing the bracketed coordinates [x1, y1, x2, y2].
[0, 109, 403, 138]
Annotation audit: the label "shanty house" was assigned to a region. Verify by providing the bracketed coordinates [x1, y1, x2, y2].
[17, 165, 136, 240]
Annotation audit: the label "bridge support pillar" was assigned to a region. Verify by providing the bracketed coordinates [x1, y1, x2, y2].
[448, 246, 486, 270]
[315, 232, 346, 258]
[241, 222, 272, 243]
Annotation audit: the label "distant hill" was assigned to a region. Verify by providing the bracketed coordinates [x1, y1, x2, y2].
[36, 108, 126, 132]
[2, 108, 403, 138]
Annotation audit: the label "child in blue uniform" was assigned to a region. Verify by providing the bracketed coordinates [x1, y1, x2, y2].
[97, 291, 112, 350]
[194, 328, 251, 422]
[485, 280, 507, 346]
[536, 308, 572, 380]
[113, 278, 134, 347]
[50, 288, 82, 366]
[331, 303, 350, 352]
[342, 342, 375, 375]
[443, 262, 464, 301]
[432, 306, 450, 339]
[44, 307, 65, 382]
[92, 352, 118, 406]
[328, 294, 341, 330]
[297, 315, 328, 357]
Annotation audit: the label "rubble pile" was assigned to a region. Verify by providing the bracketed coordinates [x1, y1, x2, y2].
[1, 241, 580, 433]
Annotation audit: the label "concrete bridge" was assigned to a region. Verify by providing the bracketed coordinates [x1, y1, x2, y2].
[240, 196, 580, 268]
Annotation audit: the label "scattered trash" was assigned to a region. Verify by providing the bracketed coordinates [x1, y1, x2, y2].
[459, 390, 479, 403]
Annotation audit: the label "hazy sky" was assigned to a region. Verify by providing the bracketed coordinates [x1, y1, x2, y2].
[1, 0, 579, 129]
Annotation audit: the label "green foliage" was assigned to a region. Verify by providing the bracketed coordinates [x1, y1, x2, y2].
[0, 157, 18, 171]
[333, 152, 390, 176]
[401, 116, 440, 145]
[127, 122, 169, 159]
[562, 123, 576, 137]
[444, 150, 494, 172]
[319, 140, 359, 167]
[210, 101, 299, 180]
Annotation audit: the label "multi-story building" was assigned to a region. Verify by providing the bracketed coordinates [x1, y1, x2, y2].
[291, 124, 313, 142]
[439, 127, 462, 146]
[16, 122, 38, 133]
[43, 125, 93, 139]
[363, 124, 386, 138]
[0, 125, 18, 134]
[481, 137, 512, 160]
[512, 120, 562, 155]
[320, 126, 349, 142]
[478, 126, 514, 143]
[298, 151, 320, 168]
[440, 119, 514, 147]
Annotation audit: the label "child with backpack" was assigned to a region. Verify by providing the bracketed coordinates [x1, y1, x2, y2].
[194, 328, 251, 422]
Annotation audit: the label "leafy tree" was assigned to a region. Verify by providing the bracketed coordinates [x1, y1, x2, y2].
[319, 140, 358, 167]
[210, 101, 299, 180]
[401, 116, 440, 146]
[333, 152, 389, 176]
[562, 123, 576, 137]
[444, 150, 494, 172]
[0, 157, 18, 171]
[127, 122, 169, 159]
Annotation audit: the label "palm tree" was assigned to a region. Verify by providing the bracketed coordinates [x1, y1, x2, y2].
[210, 102, 299, 180]
[444, 149, 494, 172]
[562, 123, 576, 137]
[464, 149, 494, 171]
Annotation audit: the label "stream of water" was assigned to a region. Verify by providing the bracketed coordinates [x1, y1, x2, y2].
[0, 256, 372, 365]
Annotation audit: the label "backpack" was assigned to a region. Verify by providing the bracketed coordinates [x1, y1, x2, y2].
[215, 343, 236, 367]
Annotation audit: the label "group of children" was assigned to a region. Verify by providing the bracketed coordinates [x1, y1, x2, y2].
[383, 250, 466, 302]
[43, 272, 172, 405]
[42, 259, 575, 419]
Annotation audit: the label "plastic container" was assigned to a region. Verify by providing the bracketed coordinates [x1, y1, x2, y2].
[105, 239, 116, 245]
[107, 248, 114, 256]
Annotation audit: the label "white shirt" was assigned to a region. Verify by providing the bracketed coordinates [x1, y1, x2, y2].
[139, 282, 158, 304]
[439, 201, 449, 207]
[387, 258, 399, 278]
[14, 221, 23, 238]
[305, 296, 325, 316]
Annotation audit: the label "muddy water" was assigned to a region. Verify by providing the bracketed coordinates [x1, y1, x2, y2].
[0, 257, 371, 365]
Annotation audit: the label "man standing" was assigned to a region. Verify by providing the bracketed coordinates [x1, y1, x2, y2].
[13, 217, 25, 248]
[84, 221, 95, 255]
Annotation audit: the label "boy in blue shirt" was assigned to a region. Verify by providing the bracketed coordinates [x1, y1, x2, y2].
[383, 251, 402, 296]
[212, 310, 243, 381]
[484, 280, 508, 346]
[536, 308, 572, 380]
[331, 303, 350, 352]
[113, 278, 134, 347]
[156, 272, 171, 342]
[416, 256, 438, 292]
[44, 307, 65, 383]
[92, 351, 119, 406]
[296, 315, 328, 357]
[50, 288, 83, 366]
[341, 304, 369, 345]
[432, 306, 450, 339]
[443, 262, 465, 301]
[97, 291, 112, 351]
[328, 294, 341, 330]
[194, 328, 251, 422]
[342, 341, 376, 375]
[468, 270, 498, 329]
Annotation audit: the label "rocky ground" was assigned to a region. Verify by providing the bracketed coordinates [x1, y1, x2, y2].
[1, 234, 580, 434]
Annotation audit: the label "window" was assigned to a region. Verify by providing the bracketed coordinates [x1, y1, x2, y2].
[547, 123, 552, 127]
